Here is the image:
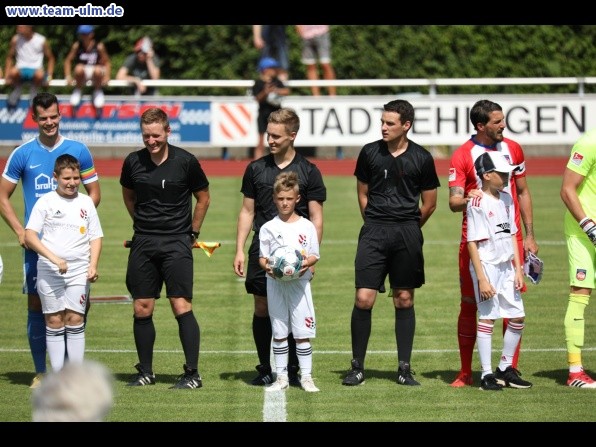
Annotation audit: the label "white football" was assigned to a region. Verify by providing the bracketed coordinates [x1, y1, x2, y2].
[268, 246, 304, 281]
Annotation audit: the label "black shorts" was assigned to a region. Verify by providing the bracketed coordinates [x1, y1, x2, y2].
[354, 222, 425, 290]
[257, 111, 269, 134]
[245, 234, 267, 297]
[126, 234, 194, 299]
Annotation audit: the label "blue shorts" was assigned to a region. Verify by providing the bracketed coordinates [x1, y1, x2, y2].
[19, 67, 37, 81]
[23, 248, 39, 295]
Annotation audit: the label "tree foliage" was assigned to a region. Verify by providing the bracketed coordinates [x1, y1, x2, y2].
[2, 25, 595, 96]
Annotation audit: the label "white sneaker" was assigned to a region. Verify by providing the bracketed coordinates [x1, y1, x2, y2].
[266, 374, 289, 392]
[92, 89, 105, 108]
[70, 88, 82, 107]
[300, 376, 320, 393]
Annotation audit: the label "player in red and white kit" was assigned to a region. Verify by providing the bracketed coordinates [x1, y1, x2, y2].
[448, 99, 539, 387]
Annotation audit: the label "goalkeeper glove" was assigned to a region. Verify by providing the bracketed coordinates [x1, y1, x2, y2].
[579, 217, 596, 246]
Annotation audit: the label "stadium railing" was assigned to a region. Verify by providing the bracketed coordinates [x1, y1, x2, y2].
[1, 77, 596, 96]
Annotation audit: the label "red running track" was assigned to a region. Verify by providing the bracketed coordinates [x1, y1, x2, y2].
[1, 157, 567, 177]
[91, 157, 567, 177]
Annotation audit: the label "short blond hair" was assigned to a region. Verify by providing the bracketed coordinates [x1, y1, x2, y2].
[273, 171, 300, 195]
[32, 360, 114, 422]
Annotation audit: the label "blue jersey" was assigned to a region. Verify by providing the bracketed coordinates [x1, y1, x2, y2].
[2, 136, 98, 224]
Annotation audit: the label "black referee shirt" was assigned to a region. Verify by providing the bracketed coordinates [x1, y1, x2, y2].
[241, 151, 327, 233]
[354, 139, 440, 224]
[120, 145, 209, 235]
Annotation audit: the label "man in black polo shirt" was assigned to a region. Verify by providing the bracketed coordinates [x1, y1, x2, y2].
[233, 108, 326, 386]
[342, 99, 440, 387]
[120, 107, 210, 389]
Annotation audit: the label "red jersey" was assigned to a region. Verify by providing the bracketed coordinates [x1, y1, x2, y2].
[448, 136, 527, 243]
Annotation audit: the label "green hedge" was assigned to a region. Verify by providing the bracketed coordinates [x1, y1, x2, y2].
[2, 25, 595, 96]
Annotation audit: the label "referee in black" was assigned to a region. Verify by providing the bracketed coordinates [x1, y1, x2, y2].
[233, 108, 326, 386]
[120, 107, 210, 389]
[342, 99, 440, 387]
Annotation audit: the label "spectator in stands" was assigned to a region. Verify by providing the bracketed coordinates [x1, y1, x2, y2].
[64, 25, 111, 112]
[252, 57, 290, 160]
[295, 25, 336, 96]
[253, 25, 289, 81]
[116, 36, 161, 97]
[4, 25, 55, 111]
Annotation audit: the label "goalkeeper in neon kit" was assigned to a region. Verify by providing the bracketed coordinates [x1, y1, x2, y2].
[258, 171, 320, 393]
[561, 128, 596, 388]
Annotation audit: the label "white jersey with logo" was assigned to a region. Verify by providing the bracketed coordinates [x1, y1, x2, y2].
[467, 191, 524, 319]
[466, 191, 517, 264]
[259, 215, 320, 339]
[26, 190, 103, 268]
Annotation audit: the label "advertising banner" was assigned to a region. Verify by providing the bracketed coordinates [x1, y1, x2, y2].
[1, 94, 595, 148]
[0, 97, 210, 146]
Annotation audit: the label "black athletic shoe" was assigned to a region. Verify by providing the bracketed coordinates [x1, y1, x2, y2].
[397, 363, 421, 386]
[480, 374, 503, 391]
[170, 364, 202, 389]
[250, 364, 274, 386]
[126, 363, 155, 386]
[342, 359, 365, 386]
[494, 366, 533, 389]
[288, 364, 301, 387]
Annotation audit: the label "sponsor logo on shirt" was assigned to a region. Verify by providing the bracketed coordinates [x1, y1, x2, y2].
[571, 151, 584, 166]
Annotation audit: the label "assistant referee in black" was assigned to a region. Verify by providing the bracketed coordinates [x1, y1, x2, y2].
[120, 107, 210, 389]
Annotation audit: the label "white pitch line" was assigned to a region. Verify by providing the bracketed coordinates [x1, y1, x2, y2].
[263, 389, 287, 422]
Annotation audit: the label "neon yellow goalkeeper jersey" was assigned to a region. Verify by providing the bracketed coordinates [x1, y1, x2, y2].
[564, 128, 596, 237]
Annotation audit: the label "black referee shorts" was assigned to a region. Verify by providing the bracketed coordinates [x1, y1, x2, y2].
[126, 234, 194, 300]
[354, 222, 425, 291]
[245, 234, 267, 297]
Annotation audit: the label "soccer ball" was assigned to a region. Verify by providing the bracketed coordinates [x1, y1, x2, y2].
[268, 246, 304, 281]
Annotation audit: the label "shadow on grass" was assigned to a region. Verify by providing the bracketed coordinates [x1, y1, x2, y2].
[533, 368, 583, 386]
[113, 372, 183, 385]
[2, 371, 36, 387]
[331, 368, 401, 384]
[422, 368, 576, 387]
[219, 370, 265, 385]
[421, 369, 478, 385]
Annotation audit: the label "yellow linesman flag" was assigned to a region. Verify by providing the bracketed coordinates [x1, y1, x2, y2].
[196, 241, 221, 257]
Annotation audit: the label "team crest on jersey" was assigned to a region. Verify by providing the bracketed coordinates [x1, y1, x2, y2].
[448, 168, 456, 182]
[571, 152, 584, 166]
[575, 269, 586, 281]
[305, 316, 315, 329]
[298, 233, 307, 248]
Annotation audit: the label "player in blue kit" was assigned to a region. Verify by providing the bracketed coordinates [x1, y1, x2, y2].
[0, 92, 100, 388]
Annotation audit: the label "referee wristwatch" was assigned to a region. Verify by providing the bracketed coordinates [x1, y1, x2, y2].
[191, 231, 200, 239]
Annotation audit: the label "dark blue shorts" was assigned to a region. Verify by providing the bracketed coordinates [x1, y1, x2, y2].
[24, 248, 38, 295]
